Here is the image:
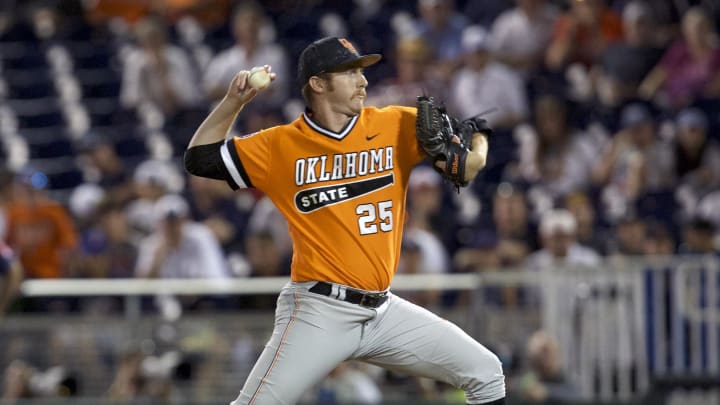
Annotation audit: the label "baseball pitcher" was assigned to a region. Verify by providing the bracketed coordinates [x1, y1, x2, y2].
[184, 37, 505, 405]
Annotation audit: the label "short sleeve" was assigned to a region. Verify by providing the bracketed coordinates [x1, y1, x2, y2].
[220, 129, 273, 191]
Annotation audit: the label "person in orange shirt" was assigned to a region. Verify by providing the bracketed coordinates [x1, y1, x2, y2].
[546, 0, 624, 71]
[0, 242, 22, 316]
[185, 37, 505, 404]
[4, 170, 77, 279]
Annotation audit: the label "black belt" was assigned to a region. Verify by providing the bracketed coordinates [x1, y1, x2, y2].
[309, 281, 388, 308]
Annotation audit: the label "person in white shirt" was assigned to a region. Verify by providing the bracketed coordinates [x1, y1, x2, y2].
[120, 17, 201, 115]
[135, 194, 228, 279]
[525, 209, 601, 271]
[489, 0, 559, 76]
[450, 25, 529, 129]
[202, 2, 288, 107]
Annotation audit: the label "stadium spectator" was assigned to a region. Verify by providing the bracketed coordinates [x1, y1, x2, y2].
[679, 217, 716, 255]
[69, 200, 137, 280]
[491, 183, 533, 267]
[592, 103, 675, 213]
[413, 0, 469, 77]
[526, 209, 601, 271]
[545, 0, 623, 71]
[76, 134, 133, 203]
[594, 1, 664, 107]
[366, 37, 440, 108]
[126, 159, 184, 238]
[607, 214, 647, 256]
[1, 360, 78, 400]
[120, 16, 201, 115]
[673, 108, 720, 198]
[642, 220, 676, 255]
[397, 236, 444, 309]
[186, 175, 252, 252]
[450, 25, 528, 129]
[68, 183, 107, 230]
[202, 2, 288, 107]
[563, 192, 607, 254]
[0, 242, 22, 317]
[107, 347, 174, 403]
[135, 194, 228, 280]
[513, 330, 581, 403]
[245, 196, 293, 260]
[314, 362, 383, 404]
[3, 169, 78, 279]
[513, 94, 596, 198]
[639, 6, 720, 110]
[243, 230, 288, 278]
[403, 169, 452, 305]
[406, 166, 456, 262]
[488, 0, 560, 77]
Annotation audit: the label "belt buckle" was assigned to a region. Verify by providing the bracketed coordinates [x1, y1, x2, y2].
[359, 294, 375, 307]
[359, 292, 384, 308]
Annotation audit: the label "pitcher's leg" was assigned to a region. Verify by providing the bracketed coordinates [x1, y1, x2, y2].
[231, 290, 360, 405]
[357, 295, 505, 404]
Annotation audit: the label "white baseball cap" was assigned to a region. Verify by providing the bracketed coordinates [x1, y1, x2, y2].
[461, 25, 491, 53]
[154, 194, 189, 220]
[539, 209, 577, 236]
[409, 166, 442, 190]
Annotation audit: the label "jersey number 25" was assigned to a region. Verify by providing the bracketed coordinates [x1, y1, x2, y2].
[356, 200, 393, 235]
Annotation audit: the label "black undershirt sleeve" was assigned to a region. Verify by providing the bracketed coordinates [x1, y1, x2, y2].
[183, 141, 230, 181]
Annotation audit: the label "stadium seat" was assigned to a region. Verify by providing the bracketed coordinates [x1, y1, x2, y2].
[83, 97, 129, 126]
[53, 18, 97, 42]
[28, 156, 84, 190]
[0, 20, 37, 42]
[61, 41, 115, 69]
[3, 68, 54, 99]
[47, 168, 84, 190]
[10, 99, 64, 129]
[22, 129, 74, 159]
[114, 134, 148, 159]
[74, 68, 121, 98]
[6, 80, 56, 100]
[0, 42, 47, 70]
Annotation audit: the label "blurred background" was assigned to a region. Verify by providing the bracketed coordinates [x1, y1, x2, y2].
[1, 0, 720, 404]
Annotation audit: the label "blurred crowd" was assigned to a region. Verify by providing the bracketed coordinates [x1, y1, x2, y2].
[1, 0, 720, 403]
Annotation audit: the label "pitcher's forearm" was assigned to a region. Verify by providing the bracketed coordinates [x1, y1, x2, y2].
[464, 133, 489, 181]
[188, 97, 245, 148]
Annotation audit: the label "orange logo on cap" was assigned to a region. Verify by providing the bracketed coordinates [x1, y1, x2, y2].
[338, 38, 357, 54]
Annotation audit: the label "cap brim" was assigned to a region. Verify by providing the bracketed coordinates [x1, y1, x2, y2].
[330, 54, 382, 72]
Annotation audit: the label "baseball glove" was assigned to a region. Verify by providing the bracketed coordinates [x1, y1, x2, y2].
[416, 96, 492, 188]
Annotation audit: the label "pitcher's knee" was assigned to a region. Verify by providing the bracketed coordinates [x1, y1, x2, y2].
[463, 352, 506, 403]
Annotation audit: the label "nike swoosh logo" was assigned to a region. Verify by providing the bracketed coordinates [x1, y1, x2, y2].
[366, 133, 380, 141]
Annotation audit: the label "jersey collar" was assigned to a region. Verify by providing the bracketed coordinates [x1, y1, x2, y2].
[302, 109, 359, 141]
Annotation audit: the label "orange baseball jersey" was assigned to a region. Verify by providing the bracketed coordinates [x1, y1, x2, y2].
[221, 106, 425, 291]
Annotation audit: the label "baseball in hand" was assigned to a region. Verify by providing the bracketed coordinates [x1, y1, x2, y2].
[247, 67, 271, 90]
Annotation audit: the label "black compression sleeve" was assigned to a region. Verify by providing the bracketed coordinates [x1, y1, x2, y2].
[184, 141, 230, 181]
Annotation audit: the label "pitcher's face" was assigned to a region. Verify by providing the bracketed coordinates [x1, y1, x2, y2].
[325, 68, 368, 116]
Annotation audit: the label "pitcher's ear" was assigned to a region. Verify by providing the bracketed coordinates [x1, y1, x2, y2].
[308, 75, 327, 93]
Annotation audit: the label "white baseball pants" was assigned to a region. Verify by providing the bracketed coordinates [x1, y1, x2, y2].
[230, 281, 505, 405]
